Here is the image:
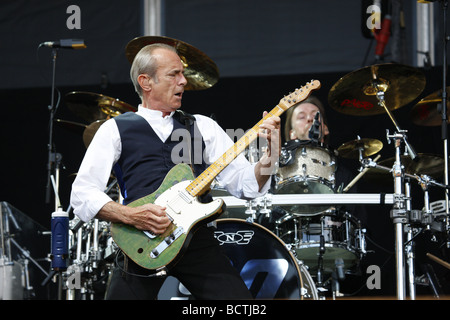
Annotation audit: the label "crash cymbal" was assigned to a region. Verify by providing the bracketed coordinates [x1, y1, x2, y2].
[328, 63, 426, 116]
[83, 120, 106, 148]
[54, 119, 87, 135]
[410, 87, 450, 126]
[365, 153, 444, 182]
[65, 92, 136, 123]
[337, 138, 383, 159]
[125, 36, 219, 90]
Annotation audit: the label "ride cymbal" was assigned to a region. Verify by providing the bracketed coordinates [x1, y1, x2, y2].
[328, 64, 426, 116]
[337, 138, 383, 159]
[65, 92, 136, 123]
[410, 87, 450, 126]
[125, 36, 219, 90]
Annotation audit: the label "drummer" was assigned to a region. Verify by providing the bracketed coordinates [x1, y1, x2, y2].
[284, 96, 329, 144]
[277, 96, 367, 224]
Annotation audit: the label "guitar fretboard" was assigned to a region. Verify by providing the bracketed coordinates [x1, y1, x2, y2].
[185, 80, 320, 197]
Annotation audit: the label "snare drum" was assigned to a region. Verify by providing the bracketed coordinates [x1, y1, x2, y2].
[275, 143, 336, 215]
[275, 212, 366, 275]
[214, 219, 318, 300]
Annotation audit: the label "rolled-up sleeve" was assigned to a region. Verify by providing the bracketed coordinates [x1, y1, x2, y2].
[70, 119, 121, 222]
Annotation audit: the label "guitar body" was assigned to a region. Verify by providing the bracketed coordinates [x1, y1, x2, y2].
[110, 163, 224, 270]
[109, 80, 321, 272]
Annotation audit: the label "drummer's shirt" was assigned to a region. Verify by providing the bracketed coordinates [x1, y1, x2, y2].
[70, 105, 270, 222]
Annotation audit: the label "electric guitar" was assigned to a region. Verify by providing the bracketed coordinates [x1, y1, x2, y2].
[110, 80, 321, 271]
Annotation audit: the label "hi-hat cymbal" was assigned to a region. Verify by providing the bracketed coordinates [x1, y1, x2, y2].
[83, 120, 106, 148]
[125, 36, 219, 90]
[65, 92, 136, 123]
[328, 63, 426, 116]
[337, 138, 383, 159]
[410, 87, 450, 126]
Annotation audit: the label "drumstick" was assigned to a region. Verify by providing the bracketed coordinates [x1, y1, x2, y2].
[426, 253, 450, 270]
[343, 155, 381, 193]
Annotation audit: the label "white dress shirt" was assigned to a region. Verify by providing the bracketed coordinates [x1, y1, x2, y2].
[70, 106, 270, 222]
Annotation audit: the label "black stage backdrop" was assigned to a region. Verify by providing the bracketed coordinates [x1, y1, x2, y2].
[1, 66, 450, 298]
[1, 0, 450, 299]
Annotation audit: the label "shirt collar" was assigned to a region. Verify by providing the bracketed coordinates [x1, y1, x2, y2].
[137, 104, 175, 119]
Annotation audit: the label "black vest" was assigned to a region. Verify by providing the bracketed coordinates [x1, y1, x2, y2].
[113, 111, 207, 204]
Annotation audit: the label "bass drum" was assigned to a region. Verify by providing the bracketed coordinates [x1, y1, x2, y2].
[214, 218, 318, 300]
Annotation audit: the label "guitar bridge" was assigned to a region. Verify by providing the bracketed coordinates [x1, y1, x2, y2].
[150, 226, 185, 259]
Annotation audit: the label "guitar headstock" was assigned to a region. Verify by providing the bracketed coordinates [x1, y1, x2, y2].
[278, 80, 321, 111]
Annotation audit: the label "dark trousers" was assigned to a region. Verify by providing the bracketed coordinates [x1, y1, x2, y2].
[105, 226, 253, 300]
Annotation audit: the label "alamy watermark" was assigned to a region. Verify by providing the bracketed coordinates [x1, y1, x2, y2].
[170, 126, 278, 176]
[66, 5, 81, 30]
[366, 4, 381, 30]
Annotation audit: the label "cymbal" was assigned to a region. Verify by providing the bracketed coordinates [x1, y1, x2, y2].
[337, 138, 383, 159]
[328, 63, 426, 116]
[65, 92, 136, 123]
[365, 153, 444, 182]
[125, 36, 219, 90]
[54, 119, 87, 135]
[83, 120, 106, 148]
[410, 87, 450, 126]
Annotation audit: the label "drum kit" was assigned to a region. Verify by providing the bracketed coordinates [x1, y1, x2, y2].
[46, 35, 450, 300]
[211, 62, 450, 300]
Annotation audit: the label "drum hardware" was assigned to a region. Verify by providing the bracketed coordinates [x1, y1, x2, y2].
[65, 218, 114, 300]
[125, 36, 219, 91]
[344, 154, 381, 193]
[63, 180, 118, 300]
[214, 193, 395, 208]
[0, 202, 50, 299]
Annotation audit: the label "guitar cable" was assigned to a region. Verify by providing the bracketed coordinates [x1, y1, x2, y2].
[114, 250, 168, 278]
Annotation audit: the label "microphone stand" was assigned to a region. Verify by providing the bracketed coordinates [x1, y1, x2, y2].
[45, 48, 62, 209]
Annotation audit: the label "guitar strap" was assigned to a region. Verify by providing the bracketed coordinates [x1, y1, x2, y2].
[174, 110, 214, 204]
[174, 109, 196, 174]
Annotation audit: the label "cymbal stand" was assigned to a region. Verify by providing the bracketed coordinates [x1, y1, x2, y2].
[373, 86, 418, 161]
[367, 74, 420, 299]
[404, 177, 416, 300]
[386, 131, 408, 300]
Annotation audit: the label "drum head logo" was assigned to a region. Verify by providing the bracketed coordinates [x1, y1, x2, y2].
[214, 230, 254, 245]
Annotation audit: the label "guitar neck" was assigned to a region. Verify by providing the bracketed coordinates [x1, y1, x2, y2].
[185, 80, 321, 197]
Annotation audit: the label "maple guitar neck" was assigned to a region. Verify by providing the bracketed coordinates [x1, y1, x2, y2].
[185, 80, 321, 198]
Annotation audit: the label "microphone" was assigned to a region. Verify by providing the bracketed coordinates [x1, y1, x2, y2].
[51, 208, 69, 270]
[374, 15, 391, 60]
[41, 39, 86, 49]
[308, 111, 321, 142]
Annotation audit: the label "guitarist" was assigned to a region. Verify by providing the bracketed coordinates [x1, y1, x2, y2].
[70, 43, 281, 299]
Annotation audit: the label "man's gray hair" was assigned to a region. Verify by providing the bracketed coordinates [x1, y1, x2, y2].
[130, 43, 178, 99]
